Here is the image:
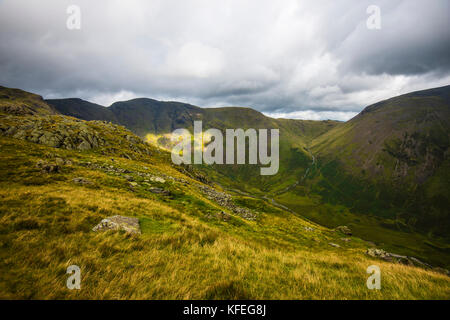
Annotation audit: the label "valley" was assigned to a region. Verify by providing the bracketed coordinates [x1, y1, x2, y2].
[0, 84, 449, 299]
[45, 85, 450, 268]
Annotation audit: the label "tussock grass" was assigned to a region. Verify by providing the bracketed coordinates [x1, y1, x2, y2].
[0, 136, 449, 299]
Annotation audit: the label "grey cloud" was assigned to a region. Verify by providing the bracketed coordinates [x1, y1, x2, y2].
[335, 0, 450, 76]
[0, 0, 449, 120]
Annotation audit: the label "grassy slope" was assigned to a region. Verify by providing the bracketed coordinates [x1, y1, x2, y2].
[269, 87, 450, 267]
[0, 107, 448, 299]
[27, 85, 450, 268]
[0, 135, 449, 299]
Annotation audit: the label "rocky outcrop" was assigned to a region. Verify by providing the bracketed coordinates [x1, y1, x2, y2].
[92, 215, 141, 234]
[0, 115, 153, 159]
[197, 184, 257, 221]
[364, 248, 450, 276]
[1, 117, 105, 150]
[175, 164, 211, 185]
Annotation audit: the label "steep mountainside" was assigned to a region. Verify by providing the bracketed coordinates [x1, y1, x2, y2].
[3, 86, 448, 299]
[312, 86, 450, 184]
[301, 86, 450, 236]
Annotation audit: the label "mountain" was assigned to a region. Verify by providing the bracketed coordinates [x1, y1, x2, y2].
[47, 95, 340, 194]
[3, 86, 449, 299]
[312, 85, 450, 184]
[0, 86, 57, 116]
[46, 86, 450, 238]
[306, 86, 450, 234]
[46, 98, 117, 123]
[47, 96, 338, 142]
[2, 84, 450, 271]
[258, 86, 450, 268]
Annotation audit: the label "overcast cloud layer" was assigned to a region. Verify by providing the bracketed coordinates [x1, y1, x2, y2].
[0, 0, 449, 120]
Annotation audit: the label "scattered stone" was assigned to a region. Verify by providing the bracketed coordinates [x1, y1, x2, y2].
[55, 157, 65, 166]
[72, 177, 92, 185]
[366, 248, 390, 259]
[329, 243, 340, 248]
[150, 176, 166, 183]
[92, 215, 141, 234]
[124, 175, 134, 181]
[77, 140, 92, 151]
[36, 160, 59, 173]
[366, 248, 434, 268]
[304, 226, 315, 232]
[217, 211, 231, 222]
[341, 238, 351, 242]
[334, 225, 352, 236]
[404, 256, 432, 268]
[149, 187, 170, 195]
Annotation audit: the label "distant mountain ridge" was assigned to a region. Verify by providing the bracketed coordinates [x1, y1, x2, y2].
[46, 93, 340, 195]
[46, 96, 338, 142]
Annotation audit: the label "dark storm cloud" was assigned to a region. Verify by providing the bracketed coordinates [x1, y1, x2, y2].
[335, 0, 450, 76]
[0, 0, 449, 120]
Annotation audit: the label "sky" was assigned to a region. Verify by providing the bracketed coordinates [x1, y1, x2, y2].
[0, 0, 449, 121]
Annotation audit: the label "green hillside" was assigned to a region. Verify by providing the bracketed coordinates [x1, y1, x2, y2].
[47, 95, 340, 196]
[43, 85, 450, 268]
[307, 86, 450, 235]
[1, 87, 449, 299]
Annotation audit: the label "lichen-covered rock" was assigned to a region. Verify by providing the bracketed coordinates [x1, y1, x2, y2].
[366, 248, 390, 259]
[334, 225, 352, 235]
[92, 215, 141, 234]
[36, 160, 60, 173]
[150, 176, 166, 183]
[0, 114, 153, 159]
